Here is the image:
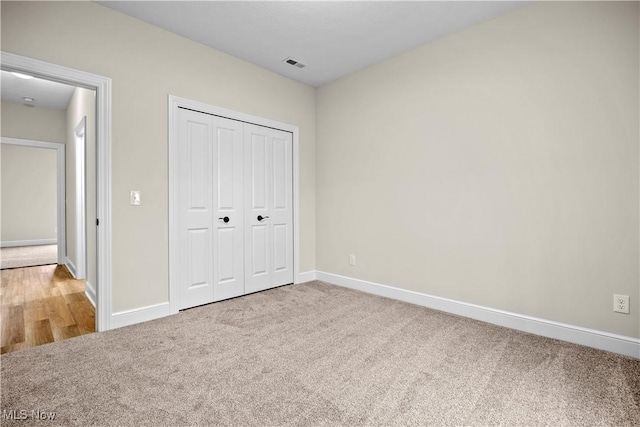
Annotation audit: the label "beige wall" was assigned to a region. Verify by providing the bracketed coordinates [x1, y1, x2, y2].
[1, 101, 65, 244]
[316, 2, 639, 338]
[0, 144, 58, 243]
[1, 100, 66, 143]
[1, 1, 316, 312]
[65, 87, 96, 291]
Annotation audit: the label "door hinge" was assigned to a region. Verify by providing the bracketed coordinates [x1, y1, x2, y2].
[96, 218, 100, 226]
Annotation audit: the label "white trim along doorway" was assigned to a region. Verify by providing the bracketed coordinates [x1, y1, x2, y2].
[168, 95, 302, 314]
[73, 116, 87, 280]
[1, 51, 113, 332]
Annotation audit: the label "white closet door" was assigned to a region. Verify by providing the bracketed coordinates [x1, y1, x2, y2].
[177, 109, 244, 309]
[177, 108, 215, 309]
[212, 115, 245, 301]
[244, 123, 293, 293]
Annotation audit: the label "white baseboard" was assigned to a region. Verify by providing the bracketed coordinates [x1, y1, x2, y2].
[114, 270, 315, 330]
[110, 302, 172, 330]
[85, 281, 96, 308]
[1, 239, 57, 248]
[65, 257, 77, 278]
[315, 271, 640, 359]
[296, 270, 317, 284]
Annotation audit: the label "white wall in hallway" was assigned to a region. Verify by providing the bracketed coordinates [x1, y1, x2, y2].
[0, 101, 65, 244]
[0, 144, 58, 244]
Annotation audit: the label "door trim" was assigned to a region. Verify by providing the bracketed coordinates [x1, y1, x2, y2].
[168, 95, 301, 314]
[0, 137, 66, 263]
[1, 51, 113, 332]
[74, 117, 87, 279]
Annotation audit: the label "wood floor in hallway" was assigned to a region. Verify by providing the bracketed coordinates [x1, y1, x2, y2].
[0, 264, 95, 354]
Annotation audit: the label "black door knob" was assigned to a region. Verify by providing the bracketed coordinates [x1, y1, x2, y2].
[219, 216, 229, 223]
[257, 215, 269, 221]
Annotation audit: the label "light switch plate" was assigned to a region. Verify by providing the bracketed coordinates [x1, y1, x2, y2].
[129, 190, 141, 206]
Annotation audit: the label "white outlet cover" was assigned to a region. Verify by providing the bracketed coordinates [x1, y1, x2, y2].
[613, 294, 630, 314]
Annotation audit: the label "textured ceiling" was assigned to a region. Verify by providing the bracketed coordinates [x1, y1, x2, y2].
[98, 1, 527, 87]
[1, 70, 77, 110]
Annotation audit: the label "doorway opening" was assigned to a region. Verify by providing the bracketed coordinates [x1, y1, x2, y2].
[0, 71, 96, 353]
[1, 51, 112, 351]
[0, 137, 65, 269]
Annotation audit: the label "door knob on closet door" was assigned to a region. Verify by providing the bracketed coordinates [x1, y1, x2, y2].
[219, 216, 230, 223]
[257, 215, 269, 221]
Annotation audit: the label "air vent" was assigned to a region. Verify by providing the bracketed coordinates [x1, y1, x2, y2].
[283, 57, 306, 69]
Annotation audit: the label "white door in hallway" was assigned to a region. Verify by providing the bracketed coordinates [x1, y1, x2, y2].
[176, 109, 293, 310]
[244, 124, 294, 293]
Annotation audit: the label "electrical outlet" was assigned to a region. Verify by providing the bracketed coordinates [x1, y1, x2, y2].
[349, 255, 356, 266]
[613, 294, 629, 314]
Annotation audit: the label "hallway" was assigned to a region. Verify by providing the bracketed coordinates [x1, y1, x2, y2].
[0, 264, 94, 354]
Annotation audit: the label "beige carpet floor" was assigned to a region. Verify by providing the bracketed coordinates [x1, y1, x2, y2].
[1, 281, 639, 426]
[0, 245, 57, 270]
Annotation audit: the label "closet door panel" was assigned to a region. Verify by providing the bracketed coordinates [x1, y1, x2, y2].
[212, 118, 245, 301]
[245, 128, 272, 292]
[251, 225, 268, 275]
[244, 123, 293, 293]
[250, 134, 268, 210]
[272, 137, 287, 209]
[273, 224, 288, 272]
[269, 132, 294, 286]
[177, 109, 215, 309]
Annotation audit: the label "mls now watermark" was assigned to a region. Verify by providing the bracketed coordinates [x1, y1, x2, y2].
[2, 409, 56, 421]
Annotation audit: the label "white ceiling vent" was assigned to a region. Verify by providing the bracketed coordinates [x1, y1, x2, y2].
[283, 57, 306, 69]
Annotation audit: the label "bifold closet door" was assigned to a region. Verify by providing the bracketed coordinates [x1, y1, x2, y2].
[244, 123, 294, 293]
[177, 108, 244, 310]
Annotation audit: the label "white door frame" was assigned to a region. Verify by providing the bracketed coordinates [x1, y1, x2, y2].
[168, 95, 301, 314]
[1, 51, 112, 332]
[74, 117, 87, 279]
[0, 137, 66, 262]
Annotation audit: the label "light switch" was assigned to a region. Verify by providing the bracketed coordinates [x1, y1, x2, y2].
[129, 190, 141, 206]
